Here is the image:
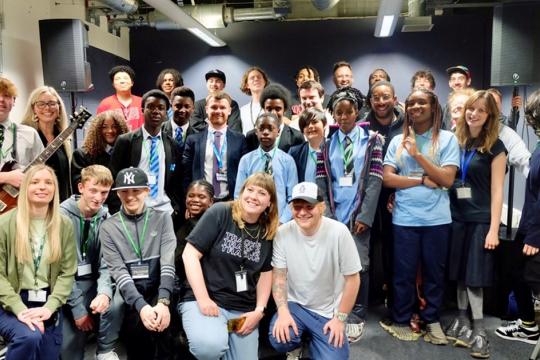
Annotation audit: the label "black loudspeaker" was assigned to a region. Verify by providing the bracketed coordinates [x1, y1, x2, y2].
[39, 19, 92, 92]
[490, 4, 540, 86]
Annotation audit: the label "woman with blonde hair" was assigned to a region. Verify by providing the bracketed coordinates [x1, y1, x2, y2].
[71, 110, 128, 194]
[21, 86, 72, 201]
[180, 172, 278, 360]
[446, 90, 507, 358]
[0, 164, 77, 358]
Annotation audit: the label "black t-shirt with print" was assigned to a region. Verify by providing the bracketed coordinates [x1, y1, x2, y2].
[450, 139, 507, 223]
[182, 202, 273, 312]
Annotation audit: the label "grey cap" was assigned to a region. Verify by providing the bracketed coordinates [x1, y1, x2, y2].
[289, 182, 323, 204]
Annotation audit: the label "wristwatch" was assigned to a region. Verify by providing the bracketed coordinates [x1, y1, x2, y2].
[157, 298, 170, 306]
[335, 312, 348, 322]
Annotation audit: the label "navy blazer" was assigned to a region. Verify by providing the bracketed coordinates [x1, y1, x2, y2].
[182, 128, 248, 197]
[288, 142, 309, 183]
[109, 128, 182, 213]
[245, 124, 304, 153]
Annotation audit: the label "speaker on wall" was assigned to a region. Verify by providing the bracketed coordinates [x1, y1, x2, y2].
[490, 4, 540, 86]
[39, 19, 92, 92]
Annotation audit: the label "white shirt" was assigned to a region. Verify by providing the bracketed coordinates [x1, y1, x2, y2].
[138, 127, 172, 213]
[240, 101, 262, 135]
[0, 118, 44, 171]
[170, 120, 189, 142]
[204, 125, 228, 197]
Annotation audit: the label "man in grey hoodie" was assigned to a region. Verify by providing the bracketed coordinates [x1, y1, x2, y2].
[60, 165, 119, 360]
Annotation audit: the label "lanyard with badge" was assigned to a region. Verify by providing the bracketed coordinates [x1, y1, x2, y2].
[119, 210, 150, 279]
[457, 149, 476, 199]
[211, 132, 228, 182]
[235, 225, 261, 293]
[29, 235, 47, 302]
[338, 135, 354, 187]
[77, 212, 100, 276]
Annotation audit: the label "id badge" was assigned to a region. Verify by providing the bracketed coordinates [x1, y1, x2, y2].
[339, 175, 353, 187]
[148, 175, 157, 185]
[28, 289, 47, 303]
[235, 270, 247, 292]
[77, 263, 92, 276]
[456, 187, 472, 199]
[130, 263, 149, 279]
[216, 171, 227, 182]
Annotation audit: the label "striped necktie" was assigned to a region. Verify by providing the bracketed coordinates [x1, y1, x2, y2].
[213, 131, 222, 196]
[264, 153, 273, 175]
[149, 136, 160, 198]
[175, 127, 184, 150]
[343, 135, 354, 175]
[0, 125, 4, 153]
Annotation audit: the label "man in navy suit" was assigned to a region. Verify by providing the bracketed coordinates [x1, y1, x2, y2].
[182, 91, 247, 201]
[109, 89, 183, 219]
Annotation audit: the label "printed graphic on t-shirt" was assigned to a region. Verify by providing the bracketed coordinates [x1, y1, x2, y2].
[221, 231, 261, 263]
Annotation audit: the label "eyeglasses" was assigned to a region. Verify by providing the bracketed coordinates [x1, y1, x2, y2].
[34, 101, 59, 109]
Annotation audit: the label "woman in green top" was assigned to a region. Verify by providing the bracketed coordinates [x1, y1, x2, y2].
[0, 164, 77, 359]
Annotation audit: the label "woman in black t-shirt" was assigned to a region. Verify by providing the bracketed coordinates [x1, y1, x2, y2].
[180, 172, 279, 360]
[446, 90, 507, 358]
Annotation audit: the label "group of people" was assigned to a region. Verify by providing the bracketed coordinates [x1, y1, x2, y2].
[0, 58, 538, 360]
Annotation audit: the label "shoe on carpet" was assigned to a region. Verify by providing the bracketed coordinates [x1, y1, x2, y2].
[346, 321, 365, 343]
[380, 320, 422, 341]
[96, 351, 120, 360]
[470, 331, 490, 359]
[495, 318, 540, 345]
[454, 324, 473, 348]
[286, 347, 302, 360]
[424, 322, 448, 345]
[446, 317, 467, 341]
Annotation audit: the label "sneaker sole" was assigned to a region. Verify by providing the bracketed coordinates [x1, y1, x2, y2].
[424, 334, 449, 345]
[494, 331, 538, 345]
[454, 338, 472, 348]
[379, 321, 422, 341]
[470, 350, 490, 359]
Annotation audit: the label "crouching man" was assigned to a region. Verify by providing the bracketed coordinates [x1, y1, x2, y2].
[269, 182, 361, 359]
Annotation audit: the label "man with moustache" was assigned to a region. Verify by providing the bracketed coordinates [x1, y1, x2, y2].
[182, 92, 247, 201]
[190, 69, 242, 133]
[109, 89, 182, 219]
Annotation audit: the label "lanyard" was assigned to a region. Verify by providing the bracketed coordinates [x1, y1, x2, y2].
[78, 213, 99, 260]
[211, 131, 227, 169]
[30, 236, 46, 288]
[460, 149, 476, 184]
[119, 210, 150, 260]
[308, 147, 319, 164]
[259, 147, 277, 162]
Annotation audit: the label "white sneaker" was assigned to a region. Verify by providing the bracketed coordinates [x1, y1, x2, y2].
[96, 351, 120, 360]
[346, 321, 365, 343]
[286, 347, 302, 360]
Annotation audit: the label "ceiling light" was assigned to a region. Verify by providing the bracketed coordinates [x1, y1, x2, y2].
[374, 0, 403, 38]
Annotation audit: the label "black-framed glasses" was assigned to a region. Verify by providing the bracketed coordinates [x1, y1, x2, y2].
[34, 101, 59, 109]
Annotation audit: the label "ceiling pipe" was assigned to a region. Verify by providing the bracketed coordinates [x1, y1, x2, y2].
[311, 0, 341, 11]
[98, 0, 138, 14]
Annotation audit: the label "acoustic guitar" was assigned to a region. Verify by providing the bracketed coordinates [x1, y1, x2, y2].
[0, 106, 91, 214]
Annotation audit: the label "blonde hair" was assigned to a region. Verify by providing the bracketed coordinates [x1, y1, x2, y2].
[80, 165, 113, 187]
[455, 90, 500, 153]
[448, 88, 476, 108]
[231, 173, 279, 240]
[15, 165, 62, 264]
[21, 86, 72, 160]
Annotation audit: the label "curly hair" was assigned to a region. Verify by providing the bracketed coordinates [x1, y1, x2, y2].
[240, 67, 269, 96]
[155, 68, 184, 91]
[259, 83, 291, 110]
[82, 110, 128, 158]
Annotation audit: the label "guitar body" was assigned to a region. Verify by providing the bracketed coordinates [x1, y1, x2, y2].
[0, 106, 91, 215]
[0, 161, 19, 214]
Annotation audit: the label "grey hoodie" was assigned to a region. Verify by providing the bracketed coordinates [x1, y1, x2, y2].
[60, 195, 113, 320]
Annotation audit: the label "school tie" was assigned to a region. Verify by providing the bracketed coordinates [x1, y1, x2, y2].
[343, 135, 354, 174]
[213, 131, 222, 196]
[149, 136, 160, 198]
[0, 125, 4, 152]
[175, 127, 184, 151]
[264, 153, 273, 175]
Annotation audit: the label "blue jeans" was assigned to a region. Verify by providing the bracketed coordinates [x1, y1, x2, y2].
[61, 280, 123, 359]
[268, 302, 349, 360]
[392, 224, 451, 324]
[179, 301, 259, 360]
[0, 290, 63, 360]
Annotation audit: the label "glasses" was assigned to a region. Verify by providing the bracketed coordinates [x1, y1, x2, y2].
[34, 101, 59, 109]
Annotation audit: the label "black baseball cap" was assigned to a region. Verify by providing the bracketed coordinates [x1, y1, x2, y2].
[112, 167, 149, 191]
[205, 69, 226, 84]
[446, 65, 471, 79]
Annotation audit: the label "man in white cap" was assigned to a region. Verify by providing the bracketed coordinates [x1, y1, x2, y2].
[269, 182, 361, 359]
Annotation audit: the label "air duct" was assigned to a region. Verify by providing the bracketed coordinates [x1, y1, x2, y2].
[311, 0, 341, 11]
[98, 0, 138, 14]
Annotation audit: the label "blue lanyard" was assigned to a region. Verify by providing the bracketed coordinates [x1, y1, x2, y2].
[460, 149, 476, 184]
[211, 132, 227, 169]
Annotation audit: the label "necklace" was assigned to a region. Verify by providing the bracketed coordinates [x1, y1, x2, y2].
[242, 223, 261, 240]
